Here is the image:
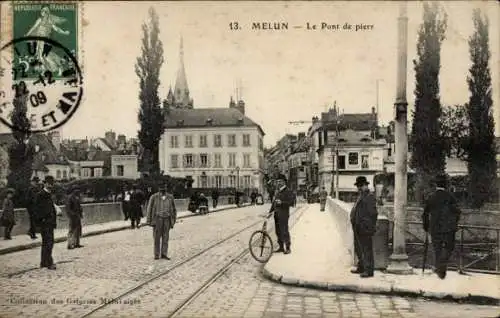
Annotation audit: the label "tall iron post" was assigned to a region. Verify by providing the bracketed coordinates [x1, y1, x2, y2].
[386, 1, 413, 274]
[335, 114, 340, 199]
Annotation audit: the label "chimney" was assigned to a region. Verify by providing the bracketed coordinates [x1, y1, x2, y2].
[49, 131, 61, 152]
[236, 99, 245, 115]
[105, 131, 116, 147]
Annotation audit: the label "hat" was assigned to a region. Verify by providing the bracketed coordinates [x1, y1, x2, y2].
[434, 174, 448, 188]
[32, 176, 40, 182]
[44, 175, 55, 184]
[354, 176, 369, 186]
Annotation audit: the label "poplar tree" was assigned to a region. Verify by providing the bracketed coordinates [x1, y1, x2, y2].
[466, 9, 496, 208]
[410, 2, 447, 203]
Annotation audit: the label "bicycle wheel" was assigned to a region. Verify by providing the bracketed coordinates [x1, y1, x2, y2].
[248, 230, 274, 263]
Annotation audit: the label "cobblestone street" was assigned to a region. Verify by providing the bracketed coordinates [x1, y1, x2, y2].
[0, 204, 498, 318]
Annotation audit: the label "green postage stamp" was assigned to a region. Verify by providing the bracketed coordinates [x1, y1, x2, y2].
[0, 1, 83, 133]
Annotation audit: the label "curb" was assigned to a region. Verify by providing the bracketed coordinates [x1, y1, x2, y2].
[0, 204, 250, 256]
[261, 267, 500, 306]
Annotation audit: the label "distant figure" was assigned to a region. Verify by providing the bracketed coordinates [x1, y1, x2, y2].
[350, 176, 378, 278]
[198, 193, 209, 214]
[234, 190, 240, 207]
[268, 175, 295, 254]
[66, 186, 83, 249]
[1, 188, 16, 240]
[121, 185, 132, 221]
[319, 186, 328, 211]
[34, 176, 58, 270]
[26, 176, 41, 239]
[146, 184, 177, 260]
[188, 191, 199, 213]
[129, 184, 145, 229]
[250, 191, 257, 205]
[211, 189, 219, 209]
[423, 174, 461, 279]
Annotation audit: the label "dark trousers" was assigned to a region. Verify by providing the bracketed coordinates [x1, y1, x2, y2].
[431, 232, 456, 276]
[353, 228, 374, 274]
[154, 216, 171, 257]
[4, 222, 14, 239]
[40, 227, 55, 267]
[68, 217, 82, 248]
[212, 198, 218, 208]
[27, 211, 36, 236]
[274, 212, 290, 249]
[122, 208, 129, 220]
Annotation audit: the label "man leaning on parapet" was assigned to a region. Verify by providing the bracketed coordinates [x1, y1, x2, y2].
[350, 176, 378, 278]
[422, 174, 461, 279]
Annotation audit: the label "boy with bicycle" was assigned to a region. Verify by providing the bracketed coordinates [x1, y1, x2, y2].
[268, 174, 294, 254]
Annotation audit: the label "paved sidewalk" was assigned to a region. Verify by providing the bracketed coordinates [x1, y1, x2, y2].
[262, 203, 500, 305]
[0, 204, 243, 255]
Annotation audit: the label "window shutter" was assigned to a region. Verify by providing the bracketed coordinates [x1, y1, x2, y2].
[197, 176, 200, 187]
[207, 154, 211, 168]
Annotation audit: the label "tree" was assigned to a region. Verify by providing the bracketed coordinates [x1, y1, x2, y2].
[135, 7, 165, 176]
[7, 88, 35, 207]
[466, 9, 496, 208]
[410, 2, 448, 204]
[440, 104, 469, 159]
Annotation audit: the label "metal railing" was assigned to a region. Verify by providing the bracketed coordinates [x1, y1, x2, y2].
[389, 221, 500, 274]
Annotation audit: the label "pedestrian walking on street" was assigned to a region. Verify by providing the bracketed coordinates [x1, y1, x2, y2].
[1, 188, 16, 240]
[350, 176, 378, 278]
[319, 186, 328, 211]
[198, 193, 209, 214]
[26, 176, 41, 239]
[121, 185, 132, 221]
[66, 186, 83, 249]
[422, 174, 461, 279]
[129, 184, 145, 229]
[34, 176, 58, 270]
[268, 174, 294, 254]
[146, 183, 177, 260]
[211, 189, 219, 209]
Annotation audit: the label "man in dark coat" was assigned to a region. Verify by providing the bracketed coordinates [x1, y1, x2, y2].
[211, 189, 219, 209]
[129, 184, 145, 229]
[121, 185, 132, 221]
[350, 176, 378, 278]
[268, 174, 295, 254]
[423, 174, 461, 279]
[26, 176, 41, 239]
[34, 175, 58, 270]
[66, 186, 83, 249]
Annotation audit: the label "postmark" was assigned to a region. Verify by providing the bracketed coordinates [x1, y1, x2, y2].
[0, 2, 82, 133]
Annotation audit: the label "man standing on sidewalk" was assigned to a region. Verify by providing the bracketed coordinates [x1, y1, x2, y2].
[423, 174, 461, 279]
[66, 186, 83, 250]
[269, 174, 295, 254]
[319, 186, 328, 211]
[26, 176, 41, 239]
[146, 184, 177, 260]
[34, 176, 58, 270]
[350, 176, 378, 278]
[211, 189, 219, 209]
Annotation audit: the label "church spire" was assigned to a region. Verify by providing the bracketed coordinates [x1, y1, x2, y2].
[174, 35, 193, 109]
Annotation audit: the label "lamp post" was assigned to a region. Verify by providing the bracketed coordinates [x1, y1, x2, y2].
[386, 1, 413, 274]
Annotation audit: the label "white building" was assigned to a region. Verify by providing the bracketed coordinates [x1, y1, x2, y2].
[111, 154, 139, 179]
[159, 103, 266, 193]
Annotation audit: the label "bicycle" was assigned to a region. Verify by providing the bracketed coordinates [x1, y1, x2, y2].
[248, 211, 274, 263]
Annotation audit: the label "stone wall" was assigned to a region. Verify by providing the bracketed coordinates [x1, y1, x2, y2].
[3, 196, 234, 237]
[326, 197, 390, 270]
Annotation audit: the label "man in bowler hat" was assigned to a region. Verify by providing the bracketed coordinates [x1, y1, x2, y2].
[268, 174, 295, 254]
[350, 176, 378, 278]
[34, 175, 58, 270]
[423, 174, 461, 279]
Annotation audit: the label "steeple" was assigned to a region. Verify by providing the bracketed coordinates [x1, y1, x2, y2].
[174, 35, 193, 109]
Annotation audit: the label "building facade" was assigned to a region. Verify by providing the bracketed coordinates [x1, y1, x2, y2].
[111, 155, 139, 179]
[159, 105, 265, 193]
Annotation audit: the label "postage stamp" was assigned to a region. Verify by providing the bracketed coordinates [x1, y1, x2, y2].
[0, 1, 82, 133]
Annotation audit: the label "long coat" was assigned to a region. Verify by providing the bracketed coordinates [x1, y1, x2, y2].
[128, 191, 145, 219]
[34, 189, 57, 229]
[423, 189, 461, 235]
[66, 194, 83, 220]
[350, 190, 378, 236]
[1, 197, 16, 225]
[269, 187, 295, 216]
[146, 192, 177, 227]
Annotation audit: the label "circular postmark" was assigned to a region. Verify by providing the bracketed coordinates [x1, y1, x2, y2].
[0, 36, 83, 133]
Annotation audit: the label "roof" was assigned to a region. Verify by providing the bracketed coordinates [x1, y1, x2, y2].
[164, 107, 265, 136]
[321, 112, 377, 131]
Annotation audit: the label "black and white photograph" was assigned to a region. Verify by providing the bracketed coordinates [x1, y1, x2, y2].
[0, 1, 499, 317]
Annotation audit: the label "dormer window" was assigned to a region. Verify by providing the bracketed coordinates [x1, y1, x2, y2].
[176, 119, 184, 126]
[237, 118, 244, 124]
[206, 118, 213, 125]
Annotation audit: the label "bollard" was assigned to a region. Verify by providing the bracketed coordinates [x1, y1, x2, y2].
[374, 215, 390, 270]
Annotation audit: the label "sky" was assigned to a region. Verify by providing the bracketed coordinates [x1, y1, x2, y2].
[0, 1, 499, 147]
